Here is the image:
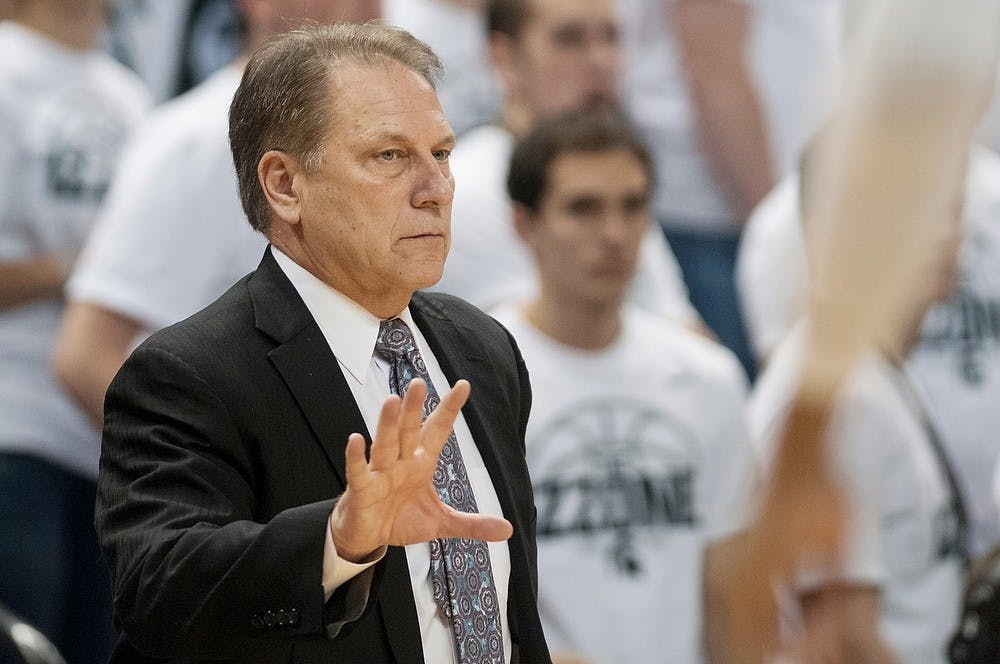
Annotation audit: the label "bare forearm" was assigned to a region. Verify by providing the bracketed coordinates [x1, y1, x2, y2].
[673, 1, 776, 220]
[703, 534, 771, 664]
[799, 585, 899, 664]
[691, 72, 775, 219]
[0, 256, 65, 309]
[52, 300, 140, 428]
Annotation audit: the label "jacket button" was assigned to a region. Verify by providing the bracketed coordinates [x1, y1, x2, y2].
[288, 608, 300, 627]
[277, 610, 288, 626]
[251, 614, 264, 629]
[264, 610, 276, 628]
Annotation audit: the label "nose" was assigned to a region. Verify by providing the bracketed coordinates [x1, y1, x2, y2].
[411, 155, 455, 209]
[600, 211, 632, 249]
[588, 33, 620, 80]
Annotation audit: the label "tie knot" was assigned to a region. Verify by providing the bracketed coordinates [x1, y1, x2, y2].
[375, 317, 415, 361]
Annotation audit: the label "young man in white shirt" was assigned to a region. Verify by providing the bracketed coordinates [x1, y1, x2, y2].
[433, 0, 697, 326]
[492, 108, 753, 663]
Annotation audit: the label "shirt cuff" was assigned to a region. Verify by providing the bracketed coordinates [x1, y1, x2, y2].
[322, 517, 386, 601]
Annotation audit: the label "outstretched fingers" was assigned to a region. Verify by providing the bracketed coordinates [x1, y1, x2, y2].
[369, 394, 402, 470]
[344, 432, 371, 487]
[440, 504, 514, 543]
[421, 379, 471, 458]
[397, 378, 427, 458]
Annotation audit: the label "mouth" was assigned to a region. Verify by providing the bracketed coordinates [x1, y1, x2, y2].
[400, 232, 446, 241]
[591, 259, 632, 277]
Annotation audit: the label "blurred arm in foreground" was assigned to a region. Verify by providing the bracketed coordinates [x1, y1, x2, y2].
[708, 2, 1000, 661]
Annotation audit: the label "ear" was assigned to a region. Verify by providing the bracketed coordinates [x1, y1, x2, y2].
[258, 150, 304, 227]
[512, 202, 537, 244]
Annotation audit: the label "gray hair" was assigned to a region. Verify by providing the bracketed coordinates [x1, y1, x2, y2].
[229, 22, 443, 234]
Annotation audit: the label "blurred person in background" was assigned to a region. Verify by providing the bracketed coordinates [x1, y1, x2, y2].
[383, 0, 498, 137]
[0, 0, 150, 661]
[432, 0, 699, 328]
[493, 108, 753, 664]
[620, 0, 776, 378]
[104, 0, 241, 103]
[53, 0, 380, 429]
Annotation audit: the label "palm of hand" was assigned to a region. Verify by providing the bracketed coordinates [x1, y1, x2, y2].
[330, 379, 512, 562]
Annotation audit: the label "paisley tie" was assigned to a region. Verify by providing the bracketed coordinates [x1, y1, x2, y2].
[374, 317, 505, 663]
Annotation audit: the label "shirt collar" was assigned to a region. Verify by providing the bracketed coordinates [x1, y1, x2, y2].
[271, 246, 415, 384]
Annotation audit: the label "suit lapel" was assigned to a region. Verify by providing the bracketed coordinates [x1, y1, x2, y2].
[250, 249, 425, 658]
[248, 248, 370, 488]
[410, 298, 521, 532]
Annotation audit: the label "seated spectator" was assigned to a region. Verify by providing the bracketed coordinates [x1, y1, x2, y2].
[492, 108, 753, 664]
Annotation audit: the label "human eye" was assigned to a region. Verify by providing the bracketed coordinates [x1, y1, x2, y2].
[552, 24, 586, 50]
[432, 148, 451, 162]
[377, 149, 403, 162]
[567, 196, 602, 219]
[602, 23, 620, 46]
[623, 193, 650, 216]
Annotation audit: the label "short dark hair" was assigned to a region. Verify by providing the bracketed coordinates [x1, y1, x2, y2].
[229, 23, 443, 234]
[486, 0, 533, 39]
[507, 108, 655, 212]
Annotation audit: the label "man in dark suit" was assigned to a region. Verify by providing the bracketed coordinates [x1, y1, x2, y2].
[95, 22, 549, 663]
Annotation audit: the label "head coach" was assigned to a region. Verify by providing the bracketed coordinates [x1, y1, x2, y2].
[95, 22, 549, 664]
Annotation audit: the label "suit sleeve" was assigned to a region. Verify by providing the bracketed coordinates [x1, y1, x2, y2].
[500, 323, 538, 593]
[96, 343, 375, 658]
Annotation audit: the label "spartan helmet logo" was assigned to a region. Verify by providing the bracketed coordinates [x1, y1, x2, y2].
[529, 397, 700, 577]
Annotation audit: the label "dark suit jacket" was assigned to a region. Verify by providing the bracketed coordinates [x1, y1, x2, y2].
[96, 248, 549, 663]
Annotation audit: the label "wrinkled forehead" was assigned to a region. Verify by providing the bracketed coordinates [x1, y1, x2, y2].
[322, 59, 451, 139]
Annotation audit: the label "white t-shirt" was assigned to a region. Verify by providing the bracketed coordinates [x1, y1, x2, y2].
[735, 174, 808, 360]
[749, 331, 965, 664]
[738, 148, 1000, 555]
[618, 0, 840, 232]
[749, 0, 841, 175]
[0, 21, 150, 477]
[383, 0, 498, 137]
[907, 152, 1000, 555]
[493, 303, 753, 663]
[68, 65, 267, 334]
[435, 124, 697, 323]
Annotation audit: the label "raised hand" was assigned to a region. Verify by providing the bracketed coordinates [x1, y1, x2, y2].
[328, 378, 513, 562]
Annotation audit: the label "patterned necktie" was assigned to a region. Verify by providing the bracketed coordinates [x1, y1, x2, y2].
[374, 317, 505, 664]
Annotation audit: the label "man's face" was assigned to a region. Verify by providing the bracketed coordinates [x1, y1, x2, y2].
[294, 61, 455, 311]
[508, 0, 620, 119]
[520, 149, 651, 307]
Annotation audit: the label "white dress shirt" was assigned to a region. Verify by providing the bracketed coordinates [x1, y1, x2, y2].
[273, 248, 513, 664]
